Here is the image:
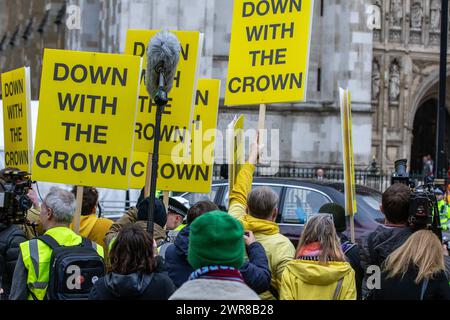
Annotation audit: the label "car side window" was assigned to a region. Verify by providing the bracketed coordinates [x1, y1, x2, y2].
[221, 185, 282, 211]
[281, 187, 331, 224]
[182, 186, 220, 207]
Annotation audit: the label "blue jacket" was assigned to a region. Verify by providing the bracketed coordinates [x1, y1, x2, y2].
[164, 226, 271, 293]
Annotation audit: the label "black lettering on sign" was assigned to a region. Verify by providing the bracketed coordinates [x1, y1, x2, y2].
[52, 63, 128, 86]
[139, 96, 173, 114]
[158, 163, 209, 181]
[228, 73, 302, 93]
[35, 150, 128, 175]
[195, 89, 209, 106]
[133, 42, 146, 57]
[58, 93, 117, 115]
[131, 161, 145, 177]
[135, 123, 187, 143]
[6, 103, 23, 119]
[246, 22, 294, 41]
[249, 49, 287, 66]
[5, 150, 28, 166]
[4, 79, 24, 97]
[242, 0, 302, 17]
[9, 127, 22, 142]
[61, 122, 108, 144]
[180, 44, 189, 61]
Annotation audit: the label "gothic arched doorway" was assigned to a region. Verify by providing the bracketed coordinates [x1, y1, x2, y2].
[410, 98, 450, 173]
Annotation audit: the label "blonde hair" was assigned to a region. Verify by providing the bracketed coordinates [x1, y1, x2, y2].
[296, 214, 346, 263]
[384, 230, 445, 284]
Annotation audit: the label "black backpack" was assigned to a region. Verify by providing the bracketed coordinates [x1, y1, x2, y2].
[31, 234, 105, 300]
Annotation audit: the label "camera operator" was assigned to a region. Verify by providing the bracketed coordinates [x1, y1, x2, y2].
[0, 168, 29, 300]
[359, 183, 414, 298]
[0, 168, 42, 239]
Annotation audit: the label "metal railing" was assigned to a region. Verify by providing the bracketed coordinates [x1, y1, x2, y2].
[212, 164, 428, 193]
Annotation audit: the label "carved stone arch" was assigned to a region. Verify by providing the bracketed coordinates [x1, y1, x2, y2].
[409, 64, 450, 128]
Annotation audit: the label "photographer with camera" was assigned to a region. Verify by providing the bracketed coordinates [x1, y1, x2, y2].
[359, 183, 414, 297]
[0, 168, 32, 299]
[361, 159, 450, 298]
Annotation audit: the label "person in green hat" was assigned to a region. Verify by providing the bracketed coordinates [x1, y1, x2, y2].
[169, 211, 260, 300]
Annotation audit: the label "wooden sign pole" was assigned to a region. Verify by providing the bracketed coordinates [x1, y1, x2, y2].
[163, 191, 170, 212]
[72, 186, 84, 234]
[144, 153, 153, 197]
[257, 104, 266, 163]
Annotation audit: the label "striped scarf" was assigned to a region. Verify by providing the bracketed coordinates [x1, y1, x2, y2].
[189, 265, 244, 283]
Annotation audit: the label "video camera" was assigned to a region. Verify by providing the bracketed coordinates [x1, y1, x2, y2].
[0, 170, 33, 225]
[391, 159, 442, 241]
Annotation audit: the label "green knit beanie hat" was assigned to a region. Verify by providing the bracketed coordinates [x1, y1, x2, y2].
[188, 210, 245, 270]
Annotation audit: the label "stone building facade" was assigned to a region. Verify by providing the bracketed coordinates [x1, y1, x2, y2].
[0, 0, 448, 171]
[371, 0, 450, 172]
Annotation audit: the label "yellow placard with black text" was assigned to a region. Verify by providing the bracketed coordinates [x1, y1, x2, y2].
[32, 49, 142, 189]
[129, 79, 220, 193]
[125, 30, 202, 156]
[1, 67, 32, 172]
[228, 115, 245, 194]
[225, 0, 314, 105]
[339, 88, 357, 217]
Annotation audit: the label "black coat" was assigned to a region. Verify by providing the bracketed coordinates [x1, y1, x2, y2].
[0, 223, 27, 299]
[89, 271, 176, 300]
[164, 226, 271, 293]
[340, 234, 364, 300]
[359, 225, 414, 297]
[369, 268, 450, 300]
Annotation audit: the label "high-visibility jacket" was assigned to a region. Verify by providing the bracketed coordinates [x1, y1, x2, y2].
[438, 200, 450, 230]
[19, 226, 104, 300]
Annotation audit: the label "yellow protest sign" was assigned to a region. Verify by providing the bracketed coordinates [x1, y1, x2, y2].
[130, 79, 220, 193]
[339, 88, 357, 218]
[227, 115, 245, 193]
[1, 67, 32, 172]
[125, 30, 202, 156]
[32, 49, 142, 189]
[225, 0, 314, 105]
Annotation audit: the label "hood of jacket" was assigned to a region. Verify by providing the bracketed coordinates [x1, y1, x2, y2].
[71, 214, 97, 238]
[367, 225, 413, 264]
[174, 225, 190, 257]
[286, 260, 353, 286]
[104, 272, 153, 297]
[240, 215, 279, 235]
[134, 220, 167, 243]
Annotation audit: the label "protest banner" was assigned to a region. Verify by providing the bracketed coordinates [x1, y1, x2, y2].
[32, 49, 142, 190]
[227, 115, 245, 198]
[225, 0, 314, 106]
[125, 29, 202, 156]
[129, 79, 220, 194]
[339, 87, 357, 243]
[1, 67, 32, 172]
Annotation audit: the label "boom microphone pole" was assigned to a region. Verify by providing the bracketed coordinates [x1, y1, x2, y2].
[145, 30, 181, 238]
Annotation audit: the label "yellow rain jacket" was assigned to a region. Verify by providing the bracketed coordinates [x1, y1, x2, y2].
[70, 214, 113, 254]
[229, 163, 296, 300]
[280, 260, 356, 300]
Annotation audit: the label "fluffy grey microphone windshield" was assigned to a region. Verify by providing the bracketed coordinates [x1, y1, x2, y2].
[146, 30, 181, 99]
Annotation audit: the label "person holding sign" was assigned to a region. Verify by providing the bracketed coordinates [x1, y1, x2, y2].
[104, 191, 169, 253]
[69, 187, 113, 255]
[228, 135, 295, 300]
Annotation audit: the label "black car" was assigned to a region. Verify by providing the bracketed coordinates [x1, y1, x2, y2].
[176, 178, 385, 245]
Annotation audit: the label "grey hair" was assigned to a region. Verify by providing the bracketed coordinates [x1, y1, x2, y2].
[247, 187, 278, 219]
[43, 187, 76, 225]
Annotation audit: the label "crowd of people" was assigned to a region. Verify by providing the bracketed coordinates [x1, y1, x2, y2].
[0, 142, 450, 300]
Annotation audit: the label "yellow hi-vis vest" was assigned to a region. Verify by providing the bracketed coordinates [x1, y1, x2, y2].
[20, 226, 104, 300]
